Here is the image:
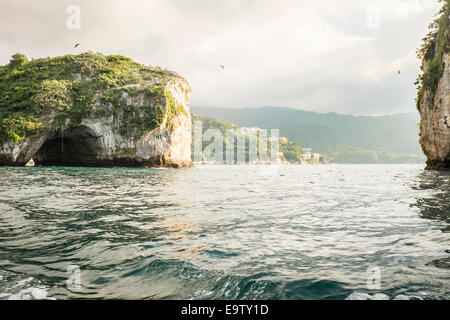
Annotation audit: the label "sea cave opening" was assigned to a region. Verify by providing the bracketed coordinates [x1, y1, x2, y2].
[34, 126, 103, 167]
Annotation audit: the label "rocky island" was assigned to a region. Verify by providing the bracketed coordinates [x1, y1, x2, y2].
[417, 1, 450, 170]
[0, 52, 192, 167]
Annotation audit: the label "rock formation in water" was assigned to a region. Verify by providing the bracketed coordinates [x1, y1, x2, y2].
[417, 1, 450, 170]
[0, 52, 192, 167]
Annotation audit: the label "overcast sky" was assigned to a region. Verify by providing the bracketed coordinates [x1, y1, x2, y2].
[0, 0, 442, 115]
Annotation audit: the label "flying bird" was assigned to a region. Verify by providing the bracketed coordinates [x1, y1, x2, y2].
[220, 65, 225, 69]
[74, 43, 81, 48]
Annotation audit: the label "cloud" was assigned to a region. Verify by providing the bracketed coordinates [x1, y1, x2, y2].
[0, 0, 442, 115]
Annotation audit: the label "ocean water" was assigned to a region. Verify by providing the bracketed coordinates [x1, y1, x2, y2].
[0, 164, 448, 300]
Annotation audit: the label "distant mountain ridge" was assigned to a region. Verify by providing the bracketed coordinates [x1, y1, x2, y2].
[192, 106, 425, 164]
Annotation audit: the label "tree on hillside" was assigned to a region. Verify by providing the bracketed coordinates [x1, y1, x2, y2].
[9, 53, 28, 68]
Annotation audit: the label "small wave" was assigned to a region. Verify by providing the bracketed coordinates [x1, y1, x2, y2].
[204, 250, 239, 258]
[0, 273, 54, 300]
[120, 258, 352, 300]
[346, 292, 410, 300]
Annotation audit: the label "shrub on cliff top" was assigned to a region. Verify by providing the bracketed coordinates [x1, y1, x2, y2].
[416, 0, 450, 110]
[9, 53, 28, 68]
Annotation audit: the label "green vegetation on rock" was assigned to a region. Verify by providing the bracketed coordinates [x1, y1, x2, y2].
[416, 0, 450, 110]
[279, 140, 303, 163]
[0, 52, 181, 143]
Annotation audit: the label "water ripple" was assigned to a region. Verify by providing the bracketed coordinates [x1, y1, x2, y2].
[0, 164, 448, 299]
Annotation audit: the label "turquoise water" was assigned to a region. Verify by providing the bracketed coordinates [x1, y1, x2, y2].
[0, 164, 448, 300]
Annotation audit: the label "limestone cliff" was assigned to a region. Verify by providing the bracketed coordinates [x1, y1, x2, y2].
[418, 52, 450, 169]
[0, 52, 192, 167]
[417, 1, 450, 170]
